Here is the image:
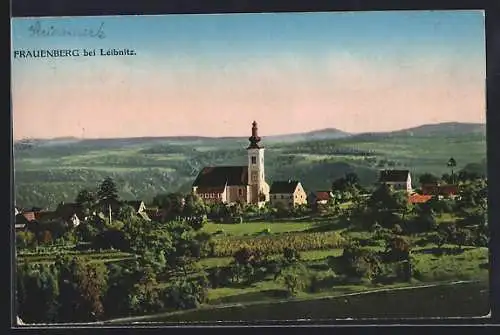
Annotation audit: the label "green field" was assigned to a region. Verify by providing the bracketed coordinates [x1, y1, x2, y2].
[201, 221, 318, 236]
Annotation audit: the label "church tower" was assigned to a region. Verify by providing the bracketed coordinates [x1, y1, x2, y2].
[247, 121, 270, 204]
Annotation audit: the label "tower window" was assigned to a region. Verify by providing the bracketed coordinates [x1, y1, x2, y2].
[251, 156, 257, 164]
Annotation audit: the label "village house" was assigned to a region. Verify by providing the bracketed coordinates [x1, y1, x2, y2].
[379, 169, 413, 193]
[308, 191, 334, 206]
[54, 202, 84, 227]
[14, 207, 45, 231]
[270, 180, 308, 209]
[144, 207, 163, 222]
[123, 200, 151, 221]
[421, 183, 459, 199]
[192, 121, 270, 206]
[408, 193, 433, 205]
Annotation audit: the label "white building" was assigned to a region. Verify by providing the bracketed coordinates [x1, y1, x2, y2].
[379, 169, 412, 193]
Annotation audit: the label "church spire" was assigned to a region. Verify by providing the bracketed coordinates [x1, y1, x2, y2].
[248, 121, 262, 149]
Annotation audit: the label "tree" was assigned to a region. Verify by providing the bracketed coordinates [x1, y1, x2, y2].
[40, 230, 53, 244]
[183, 193, 207, 217]
[458, 170, 481, 183]
[152, 193, 185, 220]
[163, 275, 209, 310]
[447, 157, 457, 184]
[75, 189, 98, 210]
[332, 172, 361, 200]
[453, 228, 473, 250]
[419, 173, 439, 186]
[56, 256, 108, 322]
[117, 205, 137, 222]
[16, 231, 36, 249]
[97, 177, 119, 206]
[417, 211, 438, 232]
[128, 266, 163, 314]
[16, 263, 60, 323]
[277, 263, 309, 297]
[385, 235, 411, 261]
[283, 247, 301, 264]
[366, 184, 406, 228]
[429, 231, 448, 250]
[441, 173, 453, 184]
[345, 172, 360, 186]
[234, 246, 260, 266]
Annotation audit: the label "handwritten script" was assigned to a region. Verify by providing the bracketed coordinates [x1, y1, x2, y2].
[28, 21, 106, 39]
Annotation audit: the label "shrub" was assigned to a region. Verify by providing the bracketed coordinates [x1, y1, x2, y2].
[392, 224, 403, 235]
[385, 235, 411, 262]
[308, 270, 338, 293]
[371, 223, 382, 233]
[277, 263, 309, 297]
[475, 233, 488, 247]
[283, 247, 301, 264]
[233, 247, 261, 266]
[339, 246, 382, 280]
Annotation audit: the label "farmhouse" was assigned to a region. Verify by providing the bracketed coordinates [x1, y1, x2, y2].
[421, 183, 459, 199]
[15, 208, 43, 231]
[145, 207, 163, 221]
[124, 200, 151, 221]
[308, 191, 334, 205]
[408, 193, 433, 204]
[192, 121, 270, 206]
[270, 180, 307, 209]
[379, 169, 412, 193]
[55, 202, 83, 227]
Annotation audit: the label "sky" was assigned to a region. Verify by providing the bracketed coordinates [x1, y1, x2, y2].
[11, 10, 486, 140]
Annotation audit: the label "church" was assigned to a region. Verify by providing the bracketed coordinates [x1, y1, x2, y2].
[191, 121, 270, 206]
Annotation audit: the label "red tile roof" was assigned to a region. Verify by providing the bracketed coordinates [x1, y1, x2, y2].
[421, 184, 459, 196]
[409, 194, 433, 204]
[21, 211, 36, 221]
[314, 191, 333, 201]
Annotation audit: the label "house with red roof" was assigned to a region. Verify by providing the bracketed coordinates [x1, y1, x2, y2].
[408, 193, 433, 204]
[421, 183, 459, 199]
[308, 191, 334, 206]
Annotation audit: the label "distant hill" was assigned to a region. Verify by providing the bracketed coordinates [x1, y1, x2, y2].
[266, 128, 351, 143]
[14, 122, 486, 149]
[348, 122, 486, 141]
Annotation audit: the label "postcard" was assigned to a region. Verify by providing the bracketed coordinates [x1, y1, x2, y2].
[11, 10, 488, 325]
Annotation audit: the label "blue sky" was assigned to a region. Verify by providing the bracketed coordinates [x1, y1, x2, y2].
[12, 11, 485, 60]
